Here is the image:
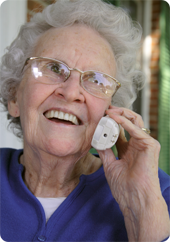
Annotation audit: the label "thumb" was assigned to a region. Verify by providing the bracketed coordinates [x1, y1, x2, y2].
[97, 148, 117, 167]
[116, 126, 128, 157]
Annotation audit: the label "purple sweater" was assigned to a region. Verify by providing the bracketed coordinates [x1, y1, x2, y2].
[1, 148, 170, 241]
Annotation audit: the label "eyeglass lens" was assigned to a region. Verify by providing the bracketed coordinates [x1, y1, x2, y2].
[30, 58, 119, 98]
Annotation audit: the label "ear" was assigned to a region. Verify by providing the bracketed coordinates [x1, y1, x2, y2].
[8, 99, 20, 117]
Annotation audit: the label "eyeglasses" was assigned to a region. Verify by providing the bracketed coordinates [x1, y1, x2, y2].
[22, 57, 121, 99]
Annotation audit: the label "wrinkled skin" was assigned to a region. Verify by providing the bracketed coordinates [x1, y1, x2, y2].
[98, 106, 170, 241]
[8, 24, 114, 197]
[8, 24, 170, 241]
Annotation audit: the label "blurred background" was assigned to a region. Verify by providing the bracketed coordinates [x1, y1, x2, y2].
[0, 0, 169, 174]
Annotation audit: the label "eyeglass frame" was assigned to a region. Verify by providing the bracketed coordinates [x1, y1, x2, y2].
[22, 56, 121, 99]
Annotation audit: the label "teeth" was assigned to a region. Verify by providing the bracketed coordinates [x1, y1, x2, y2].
[68, 114, 73, 122]
[64, 113, 69, 120]
[51, 110, 54, 118]
[45, 110, 79, 125]
[72, 116, 79, 125]
[54, 110, 58, 118]
[58, 111, 64, 119]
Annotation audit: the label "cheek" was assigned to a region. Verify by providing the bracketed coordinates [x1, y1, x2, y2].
[85, 97, 111, 141]
[18, 82, 51, 110]
[88, 97, 111, 123]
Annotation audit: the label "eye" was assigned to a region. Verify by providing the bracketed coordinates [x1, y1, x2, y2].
[51, 65, 60, 73]
[47, 62, 62, 74]
[84, 74, 99, 84]
[93, 79, 99, 84]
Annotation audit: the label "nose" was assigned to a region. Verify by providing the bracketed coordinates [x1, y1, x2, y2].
[54, 71, 85, 103]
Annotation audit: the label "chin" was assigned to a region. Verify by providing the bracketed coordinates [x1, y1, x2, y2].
[43, 138, 84, 158]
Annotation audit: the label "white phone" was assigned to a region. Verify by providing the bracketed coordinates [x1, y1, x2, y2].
[91, 116, 120, 150]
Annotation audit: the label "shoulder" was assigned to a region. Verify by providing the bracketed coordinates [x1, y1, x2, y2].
[0, 147, 17, 158]
[158, 168, 170, 212]
[0, 148, 23, 171]
[158, 168, 170, 192]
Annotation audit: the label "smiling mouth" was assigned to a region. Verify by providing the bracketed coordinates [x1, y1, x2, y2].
[44, 110, 81, 125]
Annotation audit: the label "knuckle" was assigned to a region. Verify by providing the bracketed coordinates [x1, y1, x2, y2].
[150, 138, 161, 150]
[136, 113, 143, 122]
[155, 140, 161, 150]
[137, 113, 142, 120]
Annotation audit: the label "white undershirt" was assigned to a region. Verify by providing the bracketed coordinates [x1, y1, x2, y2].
[37, 197, 66, 222]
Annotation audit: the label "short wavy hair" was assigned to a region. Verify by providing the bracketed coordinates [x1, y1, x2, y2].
[0, 0, 144, 138]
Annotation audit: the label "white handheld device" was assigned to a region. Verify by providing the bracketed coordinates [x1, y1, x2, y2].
[91, 116, 120, 150]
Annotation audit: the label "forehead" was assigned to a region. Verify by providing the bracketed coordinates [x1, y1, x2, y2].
[34, 24, 116, 74]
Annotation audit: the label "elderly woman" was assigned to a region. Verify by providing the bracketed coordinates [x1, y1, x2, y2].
[0, 0, 170, 241]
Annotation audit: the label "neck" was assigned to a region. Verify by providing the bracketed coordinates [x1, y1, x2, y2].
[20, 147, 102, 198]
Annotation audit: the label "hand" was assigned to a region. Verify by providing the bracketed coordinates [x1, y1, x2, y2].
[97, 106, 170, 241]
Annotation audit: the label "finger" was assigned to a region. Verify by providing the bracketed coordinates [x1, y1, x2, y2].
[117, 125, 127, 144]
[97, 149, 123, 195]
[107, 106, 144, 127]
[119, 126, 127, 140]
[106, 113, 150, 140]
[107, 106, 144, 128]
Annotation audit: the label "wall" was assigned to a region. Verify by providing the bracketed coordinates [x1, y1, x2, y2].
[0, 0, 27, 148]
[27, 0, 55, 21]
[150, 0, 161, 140]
